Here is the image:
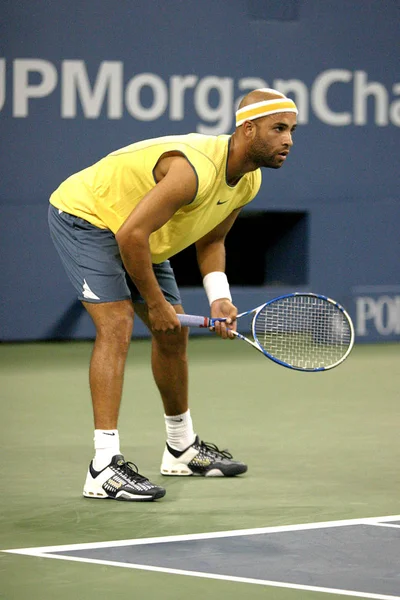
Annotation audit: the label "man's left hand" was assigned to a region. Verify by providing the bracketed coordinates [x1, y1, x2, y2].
[210, 299, 238, 339]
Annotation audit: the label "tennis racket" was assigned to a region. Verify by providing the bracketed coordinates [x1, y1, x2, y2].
[177, 292, 354, 372]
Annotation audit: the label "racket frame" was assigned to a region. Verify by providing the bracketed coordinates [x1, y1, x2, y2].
[177, 292, 355, 372]
[245, 293, 355, 372]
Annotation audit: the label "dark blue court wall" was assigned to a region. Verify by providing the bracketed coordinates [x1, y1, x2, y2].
[1, 0, 399, 342]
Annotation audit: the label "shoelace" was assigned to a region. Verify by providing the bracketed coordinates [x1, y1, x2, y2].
[116, 460, 150, 483]
[199, 440, 233, 460]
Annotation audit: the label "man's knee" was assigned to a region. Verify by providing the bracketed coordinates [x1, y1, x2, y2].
[153, 327, 188, 354]
[85, 301, 134, 346]
[106, 313, 134, 346]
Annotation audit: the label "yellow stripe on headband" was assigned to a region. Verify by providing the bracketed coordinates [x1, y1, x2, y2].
[236, 98, 298, 127]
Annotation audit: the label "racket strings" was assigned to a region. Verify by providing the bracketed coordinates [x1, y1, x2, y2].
[254, 295, 352, 370]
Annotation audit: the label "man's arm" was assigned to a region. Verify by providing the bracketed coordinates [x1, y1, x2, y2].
[115, 155, 197, 332]
[195, 208, 241, 338]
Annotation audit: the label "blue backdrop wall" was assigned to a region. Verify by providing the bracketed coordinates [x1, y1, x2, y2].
[1, 0, 399, 342]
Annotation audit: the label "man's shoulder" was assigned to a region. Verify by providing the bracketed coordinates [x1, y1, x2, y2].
[108, 133, 226, 158]
[244, 167, 262, 188]
[165, 133, 229, 155]
[238, 168, 262, 206]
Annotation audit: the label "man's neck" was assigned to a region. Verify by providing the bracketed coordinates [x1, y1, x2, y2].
[226, 132, 255, 186]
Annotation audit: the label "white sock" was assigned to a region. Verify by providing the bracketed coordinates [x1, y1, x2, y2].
[93, 429, 120, 471]
[164, 409, 196, 451]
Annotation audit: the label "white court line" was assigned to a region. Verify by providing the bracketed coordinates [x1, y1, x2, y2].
[3, 514, 400, 600]
[4, 513, 400, 555]
[4, 551, 400, 600]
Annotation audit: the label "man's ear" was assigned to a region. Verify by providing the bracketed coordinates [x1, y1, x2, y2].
[242, 120, 256, 139]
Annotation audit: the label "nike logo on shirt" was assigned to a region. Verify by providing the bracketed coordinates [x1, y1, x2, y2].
[217, 199, 229, 205]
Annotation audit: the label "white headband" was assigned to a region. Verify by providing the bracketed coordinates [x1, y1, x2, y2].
[236, 95, 298, 128]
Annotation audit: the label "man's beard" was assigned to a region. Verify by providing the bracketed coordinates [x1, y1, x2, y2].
[248, 140, 282, 169]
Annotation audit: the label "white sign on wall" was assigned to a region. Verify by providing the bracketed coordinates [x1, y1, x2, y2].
[1, 59, 400, 134]
[354, 286, 400, 338]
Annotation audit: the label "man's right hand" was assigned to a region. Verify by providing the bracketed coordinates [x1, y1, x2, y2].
[148, 301, 182, 334]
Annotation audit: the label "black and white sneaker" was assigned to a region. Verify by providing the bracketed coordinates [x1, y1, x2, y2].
[83, 454, 166, 501]
[160, 436, 248, 477]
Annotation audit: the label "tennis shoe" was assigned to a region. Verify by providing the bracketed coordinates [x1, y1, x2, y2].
[160, 436, 247, 477]
[83, 454, 166, 501]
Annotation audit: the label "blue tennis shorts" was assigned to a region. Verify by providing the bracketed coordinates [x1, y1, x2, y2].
[48, 204, 181, 305]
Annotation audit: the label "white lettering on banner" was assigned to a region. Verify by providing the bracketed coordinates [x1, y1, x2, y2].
[125, 73, 168, 120]
[1, 59, 399, 133]
[312, 69, 352, 125]
[194, 76, 233, 134]
[169, 75, 198, 120]
[389, 83, 400, 126]
[354, 71, 389, 126]
[13, 59, 58, 117]
[356, 296, 400, 336]
[62, 61, 123, 119]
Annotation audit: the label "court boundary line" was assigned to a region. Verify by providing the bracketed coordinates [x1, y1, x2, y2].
[4, 514, 400, 600]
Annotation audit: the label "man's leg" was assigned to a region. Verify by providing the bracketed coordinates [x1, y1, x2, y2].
[82, 299, 134, 429]
[81, 299, 166, 501]
[134, 303, 248, 478]
[133, 302, 189, 416]
[48, 206, 165, 500]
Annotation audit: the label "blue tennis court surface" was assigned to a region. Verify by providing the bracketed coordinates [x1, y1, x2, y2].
[5, 515, 400, 599]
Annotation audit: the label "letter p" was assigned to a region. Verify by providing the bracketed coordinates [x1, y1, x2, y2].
[356, 296, 376, 336]
[13, 59, 57, 117]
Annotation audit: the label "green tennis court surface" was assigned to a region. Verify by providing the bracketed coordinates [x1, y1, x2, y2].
[1, 339, 399, 599]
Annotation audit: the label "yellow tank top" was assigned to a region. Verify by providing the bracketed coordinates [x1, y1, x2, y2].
[50, 134, 262, 263]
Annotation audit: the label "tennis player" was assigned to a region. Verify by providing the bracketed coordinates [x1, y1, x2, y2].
[48, 88, 297, 501]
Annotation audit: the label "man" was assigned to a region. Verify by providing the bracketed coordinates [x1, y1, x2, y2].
[48, 88, 297, 502]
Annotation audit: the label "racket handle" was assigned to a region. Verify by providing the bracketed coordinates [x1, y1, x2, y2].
[177, 314, 226, 328]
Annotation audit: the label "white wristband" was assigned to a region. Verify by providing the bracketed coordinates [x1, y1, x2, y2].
[203, 271, 232, 306]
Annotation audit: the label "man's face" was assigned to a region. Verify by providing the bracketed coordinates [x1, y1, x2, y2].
[247, 113, 297, 169]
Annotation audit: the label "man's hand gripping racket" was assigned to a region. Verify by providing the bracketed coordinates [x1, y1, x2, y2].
[177, 292, 355, 372]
